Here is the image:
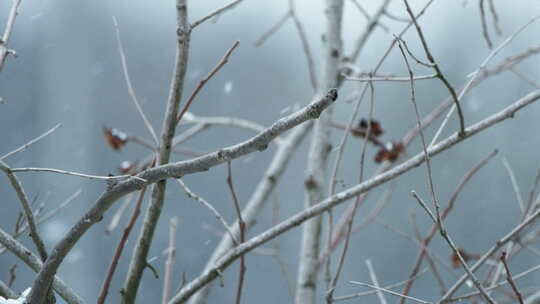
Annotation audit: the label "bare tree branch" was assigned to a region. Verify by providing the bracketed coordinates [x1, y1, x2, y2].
[176, 178, 239, 245]
[0, 0, 22, 72]
[112, 16, 159, 145]
[97, 187, 147, 304]
[479, 0, 493, 49]
[226, 162, 246, 304]
[289, 0, 318, 90]
[412, 191, 496, 304]
[296, 0, 343, 302]
[121, 1, 191, 302]
[0, 227, 84, 304]
[350, 281, 431, 304]
[0, 124, 61, 161]
[162, 217, 179, 304]
[402, 0, 466, 137]
[429, 16, 540, 146]
[500, 251, 525, 304]
[190, 0, 245, 30]
[0, 161, 48, 261]
[170, 91, 540, 304]
[441, 201, 540, 302]
[254, 11, 291, 47]
[176, 41, 240, 124]
[25, 88, 338, 304]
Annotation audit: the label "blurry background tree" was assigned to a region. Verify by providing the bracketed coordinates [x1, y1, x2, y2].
[1, 0, 540, 303]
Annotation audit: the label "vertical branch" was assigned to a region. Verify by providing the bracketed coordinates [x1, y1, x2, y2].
[187, 122, 312, 304]
[325, 79, 374, 303]
[226, 162, 246, 304]
[479, 0, 493, 49]
[295, 0, 343, 303]
[122, 1, 191, 303]
[500, 252, 525, 304]
[365, 259, 388, 304]
[162, 217, 179, 304]
[97, 187, 147, 304]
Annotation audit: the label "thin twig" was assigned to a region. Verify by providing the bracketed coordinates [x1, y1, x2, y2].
[162, 217, 179, 304]
[333, 268, 429, 301]
[412, 191, 496, 304]
[8, 264, 16, 288]
[97, 187, 147, 304]
[350, 0, 391, 61]
[510, 67, 540, 89]
[0, 189, 82, 256]
[383, 10, 410, 23]
[479, 0, 493, 49]
[226, 162, 246, 304]
[188, 122, 313, 304]
[502, 156, 526, 214]
[349, 281, 432, 304]
[9, 167, 145, 181]
[410, 213, 447, 294]
[396, 36, 443, 230]
[366, 260, 388, 304]
[345, 73, 437, 82]
[349, 0, 389, 31]
[402, 0, 466, 137]
[487, 0, 502, 35]
[441, 206, 540, 302]
[429, 16, 540, 147]
[289, 0, 318, 90]
[105, 193, 134, 234]
[0, 227, 84, 304]
[0, 161, 48, 261]
[500, 251, 524, 304]
[326, 78, 375, 303]
[176, 41, 240, 124]
[0, 0, 22, 72]
[191, 0, 244, 29]
[398, 38, 435, 67]
[176, 179, 239, 245]
[525, 168, 540, 218]
[400, 150, 498, 300]
[0, 124, 61, 160]
[112, 16, 159, 145]
[325, 71, 368, 292]
[253, 11, 291, 47]
[447, 263, 540, 302]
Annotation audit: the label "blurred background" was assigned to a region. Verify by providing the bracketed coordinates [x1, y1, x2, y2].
[1, 0, 540, 303]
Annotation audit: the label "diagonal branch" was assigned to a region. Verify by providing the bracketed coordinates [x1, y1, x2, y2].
[112, 16, 159, 145]
[0, 227, 84, 304]
[25, 88, 338, 304]
[176, 40, 240, 124]
[169, 91, 540, 303]
[0, 161, 48, 261]
[190, 0, 245, 30]
[0, 124, 61, 161]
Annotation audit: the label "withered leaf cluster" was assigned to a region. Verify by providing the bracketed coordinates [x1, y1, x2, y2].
[349, 118, 405, 163]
